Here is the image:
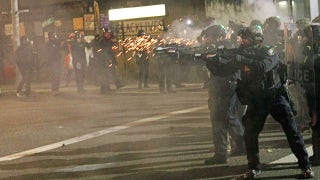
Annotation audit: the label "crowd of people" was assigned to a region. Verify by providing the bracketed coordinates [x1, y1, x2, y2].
[12, 28, 125, 97]
[198, 16, 319, 179]
[0, 15, 319, 179]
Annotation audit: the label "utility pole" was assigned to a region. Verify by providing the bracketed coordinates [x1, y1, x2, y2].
[11, 0, 20, 51]
[11, 0, 29, 51]
[10, 0, 29, 83]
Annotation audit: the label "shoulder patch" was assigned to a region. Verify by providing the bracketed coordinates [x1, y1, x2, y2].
[267, 48, 275, 56]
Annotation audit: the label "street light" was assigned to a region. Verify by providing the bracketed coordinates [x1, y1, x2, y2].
[275, 0, 293, 19]
[186, 19, 192, 26]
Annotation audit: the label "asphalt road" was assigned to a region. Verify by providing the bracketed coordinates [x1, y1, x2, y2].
[0, 83, 317, 179]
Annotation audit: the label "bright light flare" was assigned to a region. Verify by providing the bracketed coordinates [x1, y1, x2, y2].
[115, 35, 197, 62]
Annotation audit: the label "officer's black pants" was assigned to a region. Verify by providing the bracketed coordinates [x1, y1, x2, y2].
[158, 63, 173, 92]
[17, 65, 32, 95]
[96, 63, 110, 94]
[243, 95, 310, 170]
[73, 62, 86, 93]
[50, 62, 61, 92]
[137, 61, 149, 88]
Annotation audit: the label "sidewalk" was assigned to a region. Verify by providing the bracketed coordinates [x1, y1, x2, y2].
[0, 81, 205, 96]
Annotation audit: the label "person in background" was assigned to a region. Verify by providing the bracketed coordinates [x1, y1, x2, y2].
[155, 27, 176, 93]
[47, 32, 64, 95]
[70, 31, 87, 93]
[15, 36, 35, 97]
[92, 29, 112, 94]
[135, 30, 150, 89]
[103, 30, 124, 89]
[64, 32, 75, 87]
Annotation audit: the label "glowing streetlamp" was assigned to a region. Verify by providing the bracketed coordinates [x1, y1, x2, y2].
[186, 19, 192, 26]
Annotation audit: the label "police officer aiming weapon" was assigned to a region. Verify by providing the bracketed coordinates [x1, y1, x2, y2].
[204, 25, 314, 179]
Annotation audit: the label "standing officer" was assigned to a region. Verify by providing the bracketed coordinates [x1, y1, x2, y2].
[70, 31, 87, 93]
[15, 36, 35, 97]
[135, 30, 150, 89]
[292, 19, 320, 165]
[92, 30, 112, 94]
[104, 30, 124, 89]
[199, 25, 245, 165]
[206, 26, 313, 179]
[155, 27, 175, 93]
[47, 32, 64, 95]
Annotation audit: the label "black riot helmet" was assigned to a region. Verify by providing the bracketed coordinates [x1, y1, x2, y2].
[251, 25, 264, 42]
[238, 26, 264, 48]
[250, 19, 263, 28]
[238, 27, 255, 41]
[197, 25, 226, 45]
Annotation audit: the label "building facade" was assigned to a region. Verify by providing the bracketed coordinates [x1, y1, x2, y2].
[0, 0, 318, 83]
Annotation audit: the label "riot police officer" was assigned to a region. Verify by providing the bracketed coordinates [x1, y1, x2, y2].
[70, 31, 87, 93]
[135, 30, 150, 89]
[206, 26, 314, 179]
[47, 32, 64, 95]
[16, 36, 35, 97]
[92, 30, 112, 94]
[292, 19, 320, 165]
[156, 27, 175, 93]
[199, 25, 245, 165]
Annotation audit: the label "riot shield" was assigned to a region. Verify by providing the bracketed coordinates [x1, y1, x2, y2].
[286, 23, 320, 156]
[310, 24, 320, 157]
[285, 23, 309, 129]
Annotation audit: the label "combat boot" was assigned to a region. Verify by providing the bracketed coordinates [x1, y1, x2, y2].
[301, 167, 314, 178]
[241, 169, 261, 179]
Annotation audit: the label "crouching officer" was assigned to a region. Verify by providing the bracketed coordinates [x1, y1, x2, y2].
[206, 26, 314, 179]
[199, 25, 245, 165]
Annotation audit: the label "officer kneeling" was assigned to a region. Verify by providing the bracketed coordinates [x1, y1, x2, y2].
[205, 26, 314, 179]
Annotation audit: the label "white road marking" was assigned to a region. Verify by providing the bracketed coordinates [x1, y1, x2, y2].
[0, 105, 207, 162]
[270, 146, 313, 164]
[58, 163, 113, 172]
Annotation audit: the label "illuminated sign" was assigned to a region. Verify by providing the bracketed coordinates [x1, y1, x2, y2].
[116, 19, 163, 36]
[84, 14, 95, 31]
[73, 17, 84, 30]
[109, 4, 166, 21]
